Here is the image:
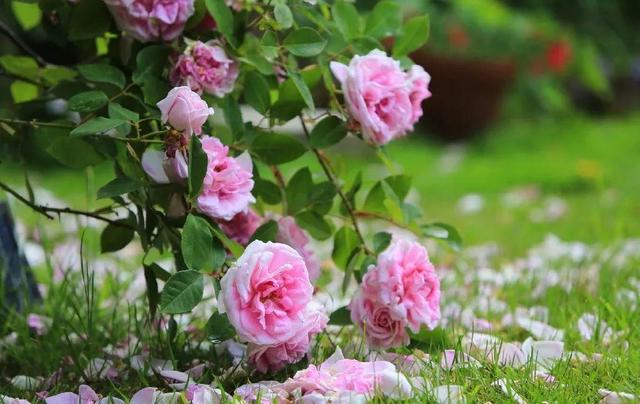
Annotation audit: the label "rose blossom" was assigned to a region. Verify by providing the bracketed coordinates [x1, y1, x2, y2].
[104, 0, 194, 42]
[330, 49, 431, 145]
[217, 209, 262, 246]
[219, 241, 314, 345]
[277, 216, 321, 282]
[141, 135, 254, 221]
[170, 41, 239, 97]
[248, 306, 328, 373]
[157, 87, 214, 136]
[349, 239, 440, 348]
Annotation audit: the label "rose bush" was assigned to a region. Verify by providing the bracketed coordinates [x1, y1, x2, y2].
[0, 0, 460, 378]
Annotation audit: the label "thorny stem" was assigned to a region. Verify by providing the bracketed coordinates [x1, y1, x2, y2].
[0, 181, 134, 229]
[298, 115, 372, 255]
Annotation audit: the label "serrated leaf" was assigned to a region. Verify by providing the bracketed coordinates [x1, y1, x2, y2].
[283, 28, 327, 57]
[295, 211, 332, 240]
[310, 116, 347, 148]
[286, 167, 312, 215]
[251, 133, 306, 165]
[328, 306, 351, 326]
[78, 64, 126, 89]
[373, 231, 392, 254]
[97, 176, 141, 199]
[244, 71, 271, 114]
[287, 69, 314, 112]
[68, 91, 108, 113]
[70, 117, 127, 136]
[188, 135, 208, 200]
[206, 312, 235, 342]
[182, 214, 222, 271]
[161, 270, 204, 314]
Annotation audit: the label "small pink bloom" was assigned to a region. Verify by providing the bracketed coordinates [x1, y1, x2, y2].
[218, 209, 262, 246]
[219, 241, 314, 345]
[195, 136, 255, 221]
[349, 296, 409, 349]
[104, 0, 194, 42]
[330, 50, 431, 145]
[27, 313, 51, 336]
[185, 384, 228, 404]
[235, 382, 288, 404]
[248, 308, 328, 373]
[170, 41, 239, 97]
[277, 216, 321, 282]
[157, 87, 214, 136]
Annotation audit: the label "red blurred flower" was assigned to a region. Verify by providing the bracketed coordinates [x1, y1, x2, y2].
[545, 40, 572, 73]
[447, 24, 469, 49]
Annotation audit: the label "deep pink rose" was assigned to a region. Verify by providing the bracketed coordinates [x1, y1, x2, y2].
[282, 348, 411, 398]
[157, 87, 214, 136]
[104, 0, 194, 42]
[248, 308, 328, 373]
[217, 209, 262, 246]
[195, 136, 255, 221]
[219, 241, 314, 345]
[277, 216, 321, 282]
[330, 50, 431, 145]
[349, 296, 409, 349]
[170, 41, 239, 97]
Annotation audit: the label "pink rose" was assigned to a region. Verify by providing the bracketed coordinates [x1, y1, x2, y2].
[104, 0, 194, 42]
[282, 347, 411, 399]
[349, 239, 440, 348]
[349, 296, 409, 349]
[195, 136, 255, 221]
[235, 382, 288, 404]
[219, 241, 314, 345]
[170, 41, 239, 97]
[141, 148, 188, 185]
[157, 87, 214, 136]
[217, 209, 262, 246]
[277, 216, 321, 282]
[330, 50, 431, 145]
[248, 308, 328, 373]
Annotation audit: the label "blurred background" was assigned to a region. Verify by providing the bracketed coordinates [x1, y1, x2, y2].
[1, 0, 639, 257]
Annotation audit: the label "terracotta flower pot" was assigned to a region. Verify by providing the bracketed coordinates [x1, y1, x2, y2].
[411, 50, 517, 141]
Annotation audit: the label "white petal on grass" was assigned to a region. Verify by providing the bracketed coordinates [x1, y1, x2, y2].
[598, 389, 636, 403]
[516, 317, 564, 341]
[432, 385, 466, 404]
[493, 379, 527, 404]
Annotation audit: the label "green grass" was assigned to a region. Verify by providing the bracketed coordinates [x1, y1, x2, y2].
[1, 114, 639, 401]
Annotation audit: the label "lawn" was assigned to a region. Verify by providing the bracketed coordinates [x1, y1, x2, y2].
[1, 113, 639, 402]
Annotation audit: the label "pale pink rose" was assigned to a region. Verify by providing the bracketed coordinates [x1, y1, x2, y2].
[348, 296, 409, 349]
[185, 384, 228, 404]
[362, 239, 441, 332]
[248, 308, 328, 373]
[330, 50, 431, 145]
[157, 87, 214, 136]
[104, 0, 194, 42]
[277, 216, 321, 282]
[219, 241, 314, 345]
[217, 209, 262, 246]
[170, 41, 239, 97]
[195, 136, 255, 221]
[282, 348, 411, 398]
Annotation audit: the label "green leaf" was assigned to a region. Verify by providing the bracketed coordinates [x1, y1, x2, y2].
[206, 311, 235, 342]
[249, 220, 278, 243]
[12, 1, 42, 31]
[373, 231, 392, 254]
[244, 71, 271, 114]
[342, 250, 363, 293]
[272, 67, 322, 121]
[422, 223, 462, 251]
[274, 3, 293, 29]
[222, 95, 244, 139]
[70, 117, 127, 136]
[101, 221, 135, 253]
[288, 70, 314, 112]
[309, 182, 336, 215]
[142, 76, 170, 105]
[332, 1, 361, 40]
[68, 91, 108, 113]
[0, 55, 38, 82]
[283, 28, 327, 57]
[340, 172, 362, 215]
[251, 133, 306, 165]
[393, 15, 430, 57]
[328, 306, 351, 326]
[260, 31, 279, 60]
[332, 226, 359, 270]
[97, 176, 141, 199]
[409, 327, 451, 353]
[160, 270, 204, 314]
[385, 174, 412, 201]
[133, 45, 170, 84]
[363, 181, 386, 213]
[78, 64, 126, 89]
[310, 116, 347, 148]
[41, 66, 77, 86]
[352, 36, 384, 54]
[108, 102, 139, 121]
[295, 211, 332, 240]
[143, 264, 160, 318]
[254, 178, 281, 205]
[182, 214, 222, 272]
[10, 80, 38, 103]
[286, 168, 312, 215]
[205, 0, 236, 47]
[47, 138, 104, 168]
[364, 0, 401, 39]
[69, 0, 110, 40]
[188, 135, 208, 200]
